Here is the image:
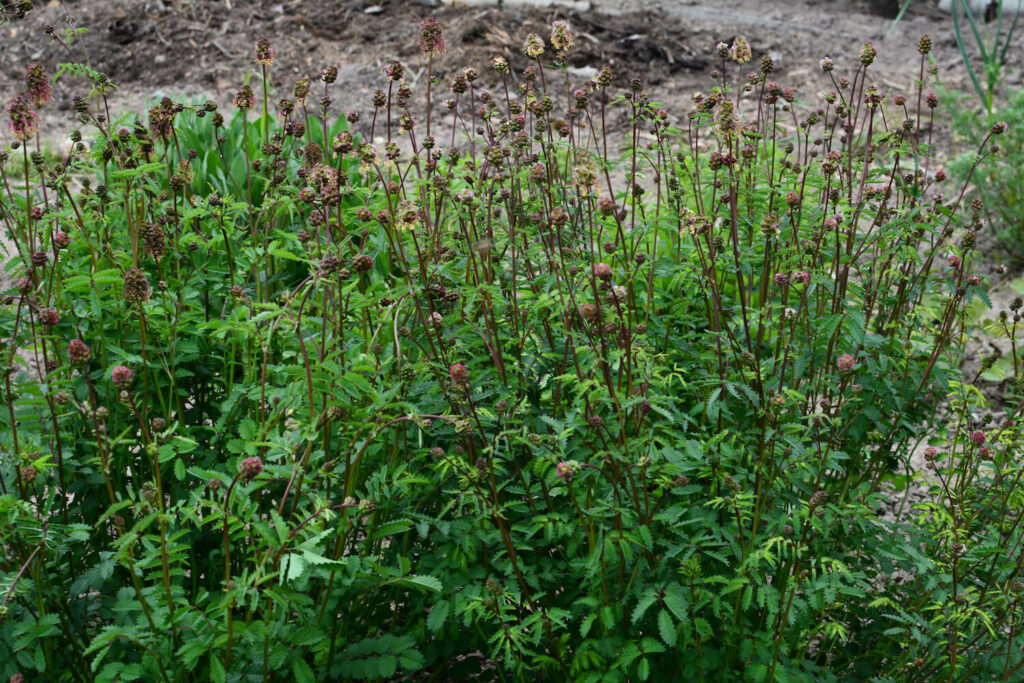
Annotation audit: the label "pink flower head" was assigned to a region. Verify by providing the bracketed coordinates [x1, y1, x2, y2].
[773, 272, 789, 286]
[924, 446, 939, 460]
[556, 461, 575, 481]
[991, 121, 1007, 135]
[449, 362, 469, 386]
[947, 254, 961, 269]
[39, 307, 59, 327]
[111, 365, 134, 388]
[419, 17, 446, 57]
[792, 270, 810, 285]
[5, 96, 39, 141]
[970, 430, 985, 446]
[837, 353, 855, 372]
[25, 62, 51, 108]
[240, 456, 263, 481]
[968, 273, 981, 286]
[593, 263, 613, 281]
[68, 339, 91, 365]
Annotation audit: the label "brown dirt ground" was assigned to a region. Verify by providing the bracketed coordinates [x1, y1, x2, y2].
[2, 0, 1019, 144]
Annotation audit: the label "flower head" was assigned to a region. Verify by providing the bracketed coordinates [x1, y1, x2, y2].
[68, 339, 91, 365]
[5, 96, 39, 141]
[819, 56, 834, 73]
[253, 38, 276, 66]
[449, 362, 469, 386]
[556, 460, 578, 481]
[837, 353, 855, 372]
[992, 121, 1008, 135]
[233, 84, 256, 110]
[25, 63, 50, 108]
[524, 33, 545, 59]
[111, 365, 134, 388]
[970, 430, 986, 446]
[550, 20, 574, 52]
[240, 456, 263, 482]
[593, 263, 613, 281]
[419, 17, 446, 57]
[859, 42, 877, 66]
[730, 36, 752, 64]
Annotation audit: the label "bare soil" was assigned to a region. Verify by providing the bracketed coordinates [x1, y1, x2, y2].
[3, 0, 1020, 143]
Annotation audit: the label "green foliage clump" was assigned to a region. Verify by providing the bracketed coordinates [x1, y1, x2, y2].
[2, 19, 1024, 683]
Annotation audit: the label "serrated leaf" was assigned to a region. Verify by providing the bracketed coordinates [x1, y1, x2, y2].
[209, 655, 226, 683]
[631, 589, 658, 624]
[580, 613, 597, 638]
[291, 657, 316, 683]
[427, 600, 449, 632]
[663, 583, 688, 621]
[657, 609, 677, 647]
[389, 574, 441, 593]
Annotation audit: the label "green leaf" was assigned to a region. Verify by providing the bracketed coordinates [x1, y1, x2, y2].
[631, 589, 658, 623]
[427, 600, 449, 632]
[657, 609, 677, 647]
[291, 657, 316, 683]
[663, 583, 688, 621]
[372, 519, 414, 539]
[580, 613, 597, 638]
[389, 575, 442, 593]
[209, 655, 226, 683]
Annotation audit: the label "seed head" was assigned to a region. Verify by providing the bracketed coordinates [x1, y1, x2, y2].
[240, 456, 263, 482]
[25, 62, 51, 108]
[419, 17, 446, 57]
[991, 121, 1007, 135]
[321, 65, 338, 83]
[550, 20, 573, 52]
[917, 34, 932, 55]
[926, 92, 938, 109]
[5, 96, 40, 141]
[253, 38, 276, 66]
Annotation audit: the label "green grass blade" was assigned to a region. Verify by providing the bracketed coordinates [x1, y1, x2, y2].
[952, 1, 989, 108]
